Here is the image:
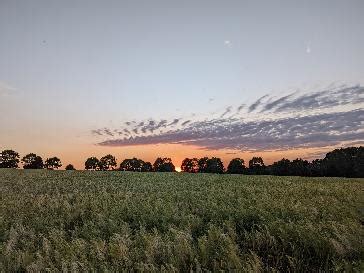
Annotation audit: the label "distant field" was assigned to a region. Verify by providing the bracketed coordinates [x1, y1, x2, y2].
[0, 170, 363, 272]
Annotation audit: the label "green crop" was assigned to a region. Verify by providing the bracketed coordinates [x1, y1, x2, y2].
[0, 169, 363, 271]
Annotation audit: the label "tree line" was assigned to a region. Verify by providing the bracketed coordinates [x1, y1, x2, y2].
[0, 146, 363, 177]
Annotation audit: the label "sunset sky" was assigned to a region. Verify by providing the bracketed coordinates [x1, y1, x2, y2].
[1, 0, 363, 169]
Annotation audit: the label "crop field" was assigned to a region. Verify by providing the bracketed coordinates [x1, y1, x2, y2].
[0, 169, 363, 272]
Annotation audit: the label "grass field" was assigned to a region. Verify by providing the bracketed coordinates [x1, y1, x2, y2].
[0, 169, 363, 272]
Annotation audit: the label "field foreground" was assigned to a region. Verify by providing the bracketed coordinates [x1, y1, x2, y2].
[0, 170, 363, 272]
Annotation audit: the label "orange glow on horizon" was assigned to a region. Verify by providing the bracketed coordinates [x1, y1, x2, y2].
[51, 143, 341, 170]
[1, 139, 356, 171]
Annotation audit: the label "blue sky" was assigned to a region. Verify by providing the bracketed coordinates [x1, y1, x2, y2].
[0, 0, 363, 168]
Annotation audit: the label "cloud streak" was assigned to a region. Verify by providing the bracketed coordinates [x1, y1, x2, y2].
[98, 109, 364, 151]
[93, 84, 364, 152]
[260, 85, 364, 113]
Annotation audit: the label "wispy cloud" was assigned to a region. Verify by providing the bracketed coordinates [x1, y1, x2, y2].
[92, 129, 103, 136]
[237, 104, 245, 113]
[168, 119, 180, 126]
[261, 92, 296, 112]
[260, 85, 364, 113]
[93, 84, 364, 152]
[181, 120, 191, 126]
[104, 128, 114, 137]
[220, 106, 232, 118]
[248, 95, 268, 112]
[98, 109, 364, 151]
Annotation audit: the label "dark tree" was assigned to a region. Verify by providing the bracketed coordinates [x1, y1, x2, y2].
[85, 157, 100, 170]
[205, 157, 224, 174]
[323, 147, 364, 178]
[120, 158, 138, 171]
[309, 159, 325, 177]
[153, 157, 175, 172]
[263, 148, 364, 177]
[181, 158, 199, 173]
[141, 161, 153, 172]
[248, 157, 266, 174]
[227, 158, 245, 174]
[198, 157, 209, 173]
[22, 153, 44, 169]
[120, 158, 148, 172]
[289, 158, 310, 176]
[270, 158, 291, 176]
[65, 164, 76, 170]
[0, 149, 20, 168]
[44, 157, 62, 170]
[99, 154, 117, 170]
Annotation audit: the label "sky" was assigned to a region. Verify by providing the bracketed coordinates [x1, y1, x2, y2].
[0, 0, 363, 170]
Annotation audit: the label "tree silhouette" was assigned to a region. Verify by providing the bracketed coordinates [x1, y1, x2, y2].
[270, 158, 291, 176]
[120, 158, 149, 172]
[120, 158, 139, 171]
[65, 164, 76, 170]
[323, 147, 364, 178]
[99, 154, 117, 170]
[181, 158, 199, 173]
[153, 157, 175, 172]
[44, 157, 62, 170]
[142, 161, 153, 172]
[198, 157, 209, 173]
[85, 157, 100, 170]
[22, 153, 44, 169]
[227, 158, 245, 174]
[289, 158, 310, 176]
[0, 149, 20, 168]
[309, 159, 325, 177]
[205, 157, 224, 174]
[248, 157, 266, 174]
[14, 146, 361, 176]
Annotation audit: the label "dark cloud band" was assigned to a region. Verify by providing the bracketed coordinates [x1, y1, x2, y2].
[94, 84, 364, 151]
[98, 109, 364, 151]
